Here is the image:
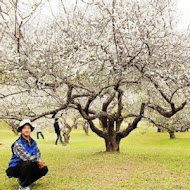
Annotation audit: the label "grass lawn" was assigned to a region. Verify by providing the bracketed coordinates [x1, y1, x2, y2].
[1, 122, 190, 190]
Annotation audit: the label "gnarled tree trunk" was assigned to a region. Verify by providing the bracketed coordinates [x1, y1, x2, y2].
[105, 134, 121, 152]
[103, 119, 121, 152]
[76, 85, 145, 153]
[60, 118, 73, 144]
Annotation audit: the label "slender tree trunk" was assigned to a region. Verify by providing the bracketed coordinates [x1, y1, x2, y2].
[73, 123, 78, 129]
[7, 121, 18, 135]
[63, 133, 70, 143]
[83, 122, 89, 135]
[169, 131, 175, 139]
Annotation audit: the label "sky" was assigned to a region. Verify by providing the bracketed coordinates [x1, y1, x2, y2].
[177, 0, 190, 30]
[32, 0, 190, 31]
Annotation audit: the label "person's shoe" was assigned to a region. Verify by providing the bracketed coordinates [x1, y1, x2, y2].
[18, 185, 23, 190]
[18, 185, 30, 190]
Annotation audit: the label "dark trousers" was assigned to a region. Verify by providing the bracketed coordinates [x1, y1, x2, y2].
[55, 133, 63, 145]
[6, 161, 48, 187]
[37, 132, 44, 139]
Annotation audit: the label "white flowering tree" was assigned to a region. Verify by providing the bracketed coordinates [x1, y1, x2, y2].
[0, 0, 190, 151]
[0, 0, 71, 122]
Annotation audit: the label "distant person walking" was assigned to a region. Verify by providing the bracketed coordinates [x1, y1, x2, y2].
[35, 124, 44, 139]
[53, 118, 63, 145]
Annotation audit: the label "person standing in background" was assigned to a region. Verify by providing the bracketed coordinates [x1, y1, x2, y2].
[35, 124, 45, 139]
[53, 118, 63, 145]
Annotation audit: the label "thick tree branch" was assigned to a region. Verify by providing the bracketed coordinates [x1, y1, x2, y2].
[148, 101, 186, 118]
[119, 103, 146, 139]
[102, 92, 116, 112]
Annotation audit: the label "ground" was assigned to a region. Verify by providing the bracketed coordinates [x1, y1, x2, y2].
[1, 122, 190, 190]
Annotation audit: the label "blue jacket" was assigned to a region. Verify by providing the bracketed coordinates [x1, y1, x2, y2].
[8, 135, 38, 168]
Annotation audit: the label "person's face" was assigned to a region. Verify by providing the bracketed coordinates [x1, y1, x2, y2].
[21, 124, 31, 138]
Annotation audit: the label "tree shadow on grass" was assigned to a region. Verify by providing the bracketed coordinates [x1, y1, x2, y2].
[91, 151, 120, 158]
[9, 180, 44, 190]
[31, 182, 44, 189]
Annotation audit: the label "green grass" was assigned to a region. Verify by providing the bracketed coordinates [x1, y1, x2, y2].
[1, 123, 190, 190]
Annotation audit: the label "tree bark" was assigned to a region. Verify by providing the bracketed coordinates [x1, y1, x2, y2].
[169, 131, 175, 139]
[105, 135, 121, 152]
[83, 121, 89, 135]
[104, 119, 121, 152]
[63, 133, 70, 143]
[61, 119, 73, 144]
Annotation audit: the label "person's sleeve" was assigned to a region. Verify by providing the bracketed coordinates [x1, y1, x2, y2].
[36, 147, 41, 161]
[13, 141, 38, 162]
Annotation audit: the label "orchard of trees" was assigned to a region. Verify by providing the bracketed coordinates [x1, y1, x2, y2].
[0, 0, 190, 151]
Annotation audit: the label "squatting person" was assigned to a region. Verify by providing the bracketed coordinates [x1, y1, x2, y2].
[6, 119, 48, 190]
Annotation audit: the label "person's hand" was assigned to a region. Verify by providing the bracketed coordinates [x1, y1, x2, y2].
[38, 160, 45, 169]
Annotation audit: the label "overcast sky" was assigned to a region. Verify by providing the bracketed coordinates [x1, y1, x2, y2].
[177, 0, 190, 30]
[36, 0, 190, 30]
